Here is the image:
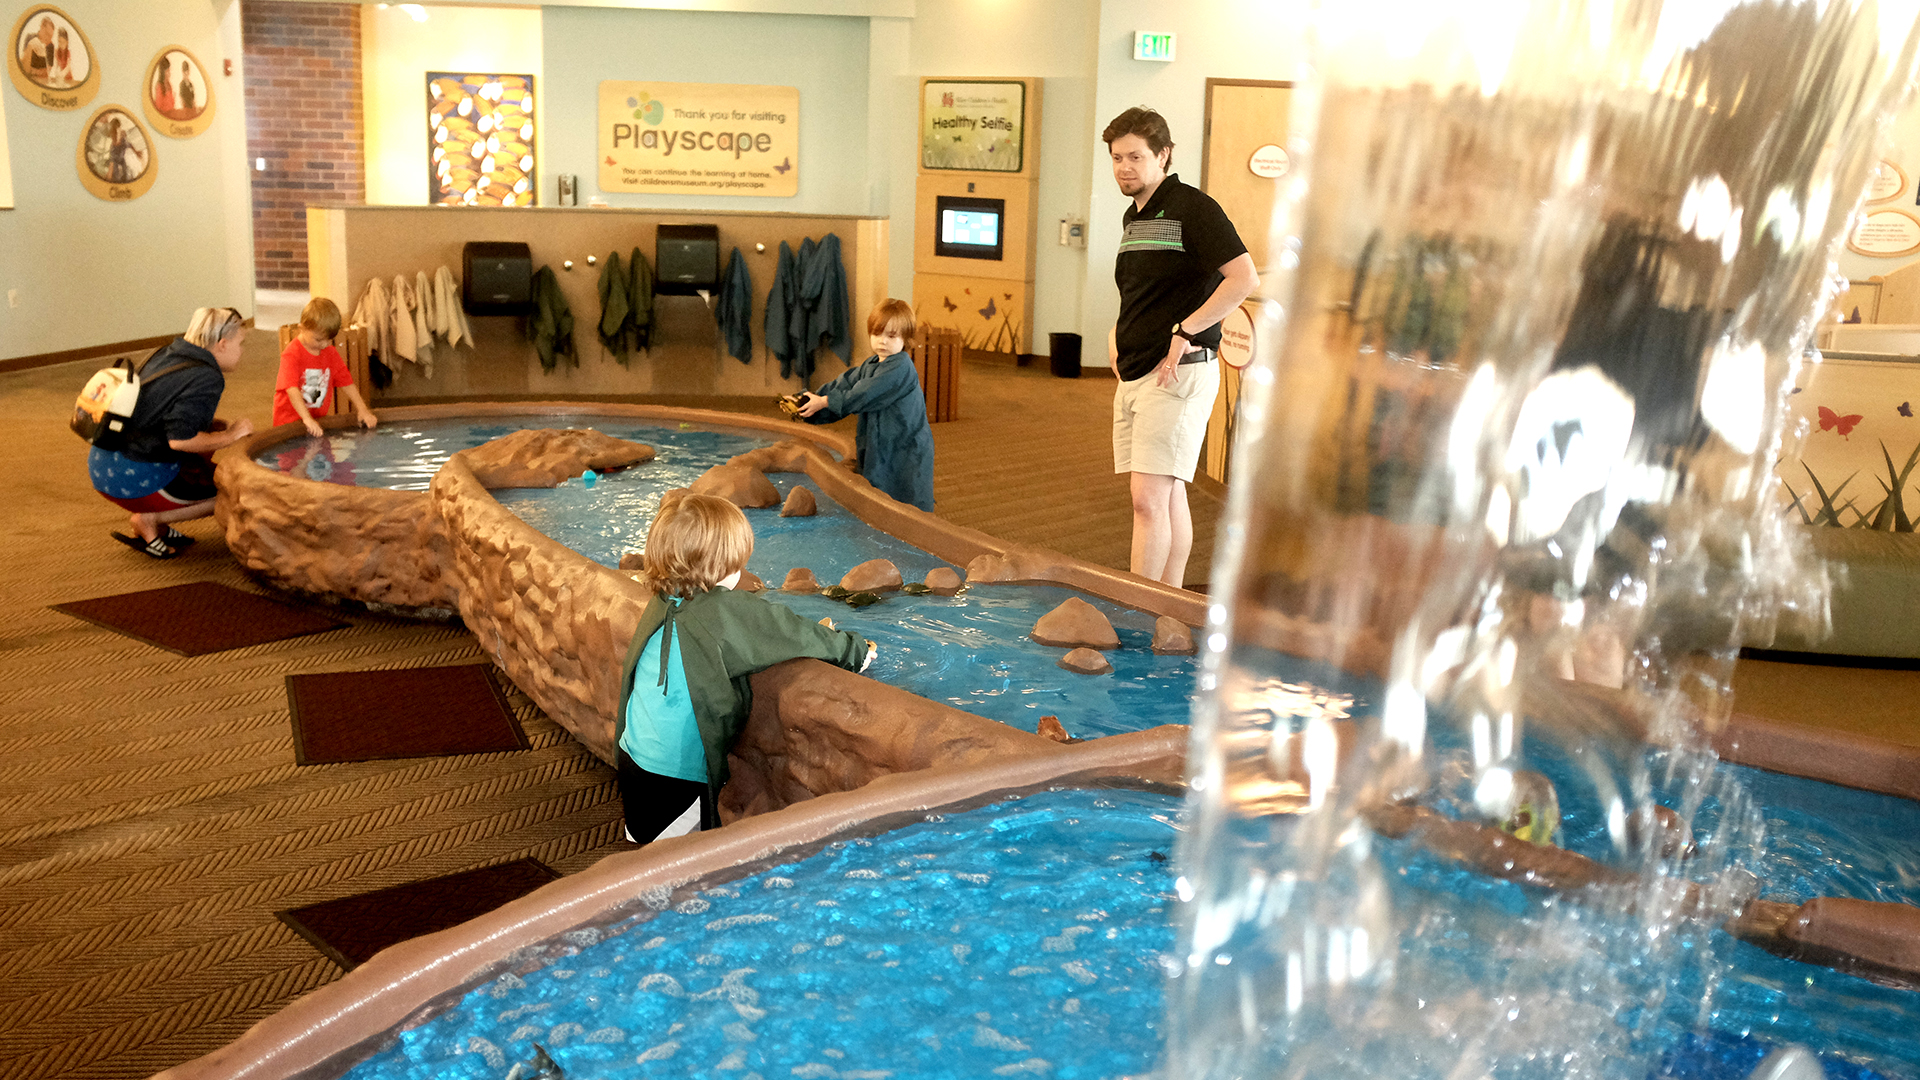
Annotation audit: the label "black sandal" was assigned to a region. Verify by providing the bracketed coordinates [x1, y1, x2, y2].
[162, 526, 196, 547]
[112, 531, 180, 559]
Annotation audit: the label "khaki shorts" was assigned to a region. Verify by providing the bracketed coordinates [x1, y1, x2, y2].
[1112, 357, 1220, 482]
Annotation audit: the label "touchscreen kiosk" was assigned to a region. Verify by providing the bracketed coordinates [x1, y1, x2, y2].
[934, 196, 1006, 261]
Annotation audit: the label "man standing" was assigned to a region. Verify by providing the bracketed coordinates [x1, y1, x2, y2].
[1104, 106, 1258, 588]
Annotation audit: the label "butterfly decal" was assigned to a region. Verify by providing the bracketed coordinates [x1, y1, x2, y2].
[979, 297, 997, 320]
[605, 156, 616, 167]
[941, 296, 958, 312]
[1004, 293, 1013, 300]
[1819, 405, 1864, 438]
[773, 157, 792, 175]
[1900, 402, 1913, 417]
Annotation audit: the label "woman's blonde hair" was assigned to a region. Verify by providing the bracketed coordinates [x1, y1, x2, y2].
[641, 491, 754, 598]
[184, 306, 246, 349]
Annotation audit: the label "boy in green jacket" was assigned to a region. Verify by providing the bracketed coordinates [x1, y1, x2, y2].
[615, 491, 874, 844]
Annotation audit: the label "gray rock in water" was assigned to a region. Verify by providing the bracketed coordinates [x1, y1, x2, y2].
[924, 567, 963, 595]
[690, 463, 779, 508]
[1151, 616, 1196, 655]
[780, 485, 817, 517]
[1032, 597, 1119, 650]
[1057, 647, 1113, 675]
[840, 558, 903, 593]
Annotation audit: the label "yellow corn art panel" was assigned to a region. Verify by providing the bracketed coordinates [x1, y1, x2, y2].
[429, 73, 534, 207]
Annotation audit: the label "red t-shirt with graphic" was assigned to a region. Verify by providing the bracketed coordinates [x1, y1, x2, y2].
[274, 338, 352, 427]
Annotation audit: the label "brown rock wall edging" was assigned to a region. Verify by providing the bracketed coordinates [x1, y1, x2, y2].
[432, 453, 645, 762]
[152, 727, 1188, 1080]
[215, 425, 457, 611]
[721, 659, 1064, 820]
[1715, 711, 1920, 802]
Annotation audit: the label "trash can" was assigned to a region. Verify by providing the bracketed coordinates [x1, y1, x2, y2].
[1048, 332, 1082, 378]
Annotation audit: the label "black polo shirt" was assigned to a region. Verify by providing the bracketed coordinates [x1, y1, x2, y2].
[1113, 173, 1248, 381]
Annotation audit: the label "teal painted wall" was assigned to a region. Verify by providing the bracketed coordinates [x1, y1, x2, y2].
[0, 0, 253, 360]
[540, 7, 872, 216]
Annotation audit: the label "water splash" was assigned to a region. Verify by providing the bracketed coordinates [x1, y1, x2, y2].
[1172, 4, 1920, 1078]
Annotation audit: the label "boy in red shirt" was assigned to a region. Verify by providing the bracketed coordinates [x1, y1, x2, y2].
[275, 297, 378, 436]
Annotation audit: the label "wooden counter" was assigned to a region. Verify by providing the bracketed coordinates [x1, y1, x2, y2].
[305, 205, 887, 402]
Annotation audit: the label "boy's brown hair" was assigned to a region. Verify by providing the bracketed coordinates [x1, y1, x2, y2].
[1102, 106, 1175, 169]
[866, 298, 916, 344]
[640, 491, 754, 599]
[300, 296, 342, 338]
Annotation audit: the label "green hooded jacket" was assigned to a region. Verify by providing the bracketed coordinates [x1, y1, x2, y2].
[615, 587, 866, 828]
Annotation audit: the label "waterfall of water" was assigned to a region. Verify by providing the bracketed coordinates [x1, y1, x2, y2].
[1170, 4, 1920, 1079]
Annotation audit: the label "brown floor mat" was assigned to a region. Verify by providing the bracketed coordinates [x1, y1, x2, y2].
[50, 580, 348, 655]
[276, 859, 562, 970]
[287, 663, 530, 764]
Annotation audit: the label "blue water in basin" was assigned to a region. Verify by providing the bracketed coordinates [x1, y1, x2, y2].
[259, 419, 1920, 1079]
[343, 787, 1182, 1080]
[257, 420, 1201, 738]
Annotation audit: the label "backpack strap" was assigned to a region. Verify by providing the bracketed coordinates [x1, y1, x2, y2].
[134, 347, 215, 389]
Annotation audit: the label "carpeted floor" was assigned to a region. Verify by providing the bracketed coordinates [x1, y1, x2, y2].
[6, 330, 1917, 1079]
[0, 335, 1216, 1080]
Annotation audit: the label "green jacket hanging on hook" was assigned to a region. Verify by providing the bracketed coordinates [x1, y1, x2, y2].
[527, 265, 576, 372]
[598, 251, 633, 364]
[629, 246, 655, 351]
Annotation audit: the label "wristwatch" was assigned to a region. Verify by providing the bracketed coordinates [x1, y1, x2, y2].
[1171, 322, 1196, 341]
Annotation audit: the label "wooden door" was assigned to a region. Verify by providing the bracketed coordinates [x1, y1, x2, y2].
[1199, 79, 1292, 487]
[1202, 79, 1293, 275]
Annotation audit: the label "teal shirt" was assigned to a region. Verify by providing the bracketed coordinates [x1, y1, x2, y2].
[619, 600, 706, 782]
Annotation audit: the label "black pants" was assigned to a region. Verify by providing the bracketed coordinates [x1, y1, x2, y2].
[616, 750, 708, 844]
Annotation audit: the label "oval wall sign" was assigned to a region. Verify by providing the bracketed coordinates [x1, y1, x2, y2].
[1219, 301, 1256, 370]
[8, 4, 99, 110]
[1847, 208, 1920, 258]
[75, 105, 157, 201]
[142, 45, 215, 138]
[1248, 143, 1290, 180]
[1867, 159, 1907, 203]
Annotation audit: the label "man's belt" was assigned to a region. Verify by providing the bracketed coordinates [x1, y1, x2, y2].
[1178, 347, 1215, 365]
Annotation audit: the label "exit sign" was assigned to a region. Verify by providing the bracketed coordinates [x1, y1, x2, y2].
[1134, 31, 1176, 62]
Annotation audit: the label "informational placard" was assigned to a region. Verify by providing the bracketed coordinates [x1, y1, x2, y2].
[1848, 208, 1920, 258]
[1218, 301, 1256, 369]
[142, 46, 213, 139]
[75, 105, 155, 201]
[921, 80, 1024, 173]
[1867, 159, 1906, 203]
[1248, 143, 1290, 179]
[598, 80, 797, 197]
[9, 4, 97, 110]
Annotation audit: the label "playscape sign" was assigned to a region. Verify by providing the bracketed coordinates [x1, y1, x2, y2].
[598, 80, 797, 197]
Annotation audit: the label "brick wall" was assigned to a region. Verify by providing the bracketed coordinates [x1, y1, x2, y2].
[243, 1, 365, 291]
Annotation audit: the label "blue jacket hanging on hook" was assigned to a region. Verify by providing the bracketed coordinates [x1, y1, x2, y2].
[714, 247, 754, 363]
[764, 235, 850, 384]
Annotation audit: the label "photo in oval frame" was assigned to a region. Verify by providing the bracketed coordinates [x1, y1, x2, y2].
[76, 105, 157, 200]
[9, 4, 98, 110]
[143, 45, 214, 137]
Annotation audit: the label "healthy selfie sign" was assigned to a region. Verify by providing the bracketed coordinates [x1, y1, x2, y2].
[598, 80, 798, 197]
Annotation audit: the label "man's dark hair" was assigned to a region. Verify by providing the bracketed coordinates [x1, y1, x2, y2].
[1102, 106, 1174, 168]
